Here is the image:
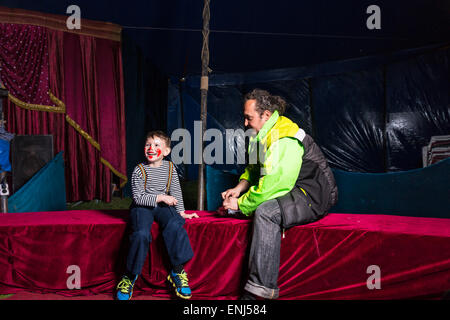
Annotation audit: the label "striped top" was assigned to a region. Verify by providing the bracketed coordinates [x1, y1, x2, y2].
[131, 160, 185, 213]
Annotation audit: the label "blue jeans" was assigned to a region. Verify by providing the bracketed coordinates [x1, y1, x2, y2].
[244, 198, 315, 299]
[126, 204, 194, 276]
[244, 199, 283, 299]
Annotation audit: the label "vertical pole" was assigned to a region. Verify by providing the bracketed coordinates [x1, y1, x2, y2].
[197, 0, 210, 210]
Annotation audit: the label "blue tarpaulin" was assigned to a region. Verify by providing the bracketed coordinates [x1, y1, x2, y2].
[8, 151, 66, 213]
[168, 44, 449, 175]
[166, 45, 450, 215]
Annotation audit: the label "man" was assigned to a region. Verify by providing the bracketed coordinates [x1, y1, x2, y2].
[222, 89, 338, 300]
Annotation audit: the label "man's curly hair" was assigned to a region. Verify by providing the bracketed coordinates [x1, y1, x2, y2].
[244, 89, 287, 116]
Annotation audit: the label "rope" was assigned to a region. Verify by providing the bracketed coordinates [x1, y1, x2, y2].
[121, 26, 408, 41]
[201, 0, 210, 76]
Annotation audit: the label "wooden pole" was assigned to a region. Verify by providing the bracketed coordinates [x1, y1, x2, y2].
[197, 0, 210, 210]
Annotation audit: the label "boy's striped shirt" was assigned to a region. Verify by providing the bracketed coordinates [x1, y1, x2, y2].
[131, 160, 185, 213]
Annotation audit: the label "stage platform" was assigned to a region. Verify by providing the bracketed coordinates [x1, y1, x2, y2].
[0, 209, 449, 299]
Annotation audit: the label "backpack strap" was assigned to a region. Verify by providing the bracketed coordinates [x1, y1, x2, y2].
[137, 163, 147, 189]
[166, 161, 173, 194]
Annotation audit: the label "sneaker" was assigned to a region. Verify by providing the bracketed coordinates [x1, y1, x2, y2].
[116, 275, 137, 300]
[167, 269, 192, 299]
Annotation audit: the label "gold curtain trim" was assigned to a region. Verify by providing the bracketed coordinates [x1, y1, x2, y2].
[101, 157, 128, 188]
[8, 91, 66, 113]
[65, 115, 128, 187]
[7, 92, 128, 188]
[48, 91, 66, 110]
[0, 6, 122, 42]
[65, 114, 101, 151]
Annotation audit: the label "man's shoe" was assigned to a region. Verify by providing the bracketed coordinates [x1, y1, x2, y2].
[240, 291, 266, 300]
[116, 275, 137, 300]
[167, 269, 192, 299]
[240, 292, 257, 300]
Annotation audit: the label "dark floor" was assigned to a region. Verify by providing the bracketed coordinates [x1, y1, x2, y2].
[0, 292, 168, 300]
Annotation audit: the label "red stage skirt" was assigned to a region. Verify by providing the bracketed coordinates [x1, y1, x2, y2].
[0, 210, 449, 299]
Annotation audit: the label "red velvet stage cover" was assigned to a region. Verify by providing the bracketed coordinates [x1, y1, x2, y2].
[0, 210, 449, 299]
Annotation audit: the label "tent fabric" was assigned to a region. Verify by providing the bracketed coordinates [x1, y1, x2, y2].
[8, 151, 66, 213]
[206, 158, 450, 218]
[1, 1, 449, 77]
[169, 44, 450, 177]
[122, 34, 168, 197]
[386, 48, 450, 171]
[312, 67, 386, 172]
[167, 44, 450, 217]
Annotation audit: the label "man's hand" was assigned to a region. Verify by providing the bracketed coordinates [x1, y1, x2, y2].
[180, 211, 199, 219]
[221, 180, 250, 200]
[157, 194, 178, 206]
[223, 196, 239, 211]
[221, 187, 240, 200]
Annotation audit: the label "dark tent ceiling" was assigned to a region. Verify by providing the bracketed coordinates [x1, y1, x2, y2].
[2, 0, 449, 77]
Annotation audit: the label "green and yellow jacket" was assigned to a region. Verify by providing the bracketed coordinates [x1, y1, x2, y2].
[238, 111, 338, 219]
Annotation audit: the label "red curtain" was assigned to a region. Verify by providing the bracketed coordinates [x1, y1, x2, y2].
[1, 21, 126, 202]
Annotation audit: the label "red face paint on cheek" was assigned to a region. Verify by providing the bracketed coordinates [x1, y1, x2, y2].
[156, 149, 162, 157]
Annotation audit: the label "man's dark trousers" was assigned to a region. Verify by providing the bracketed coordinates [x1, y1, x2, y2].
[126, 204, 193, 276]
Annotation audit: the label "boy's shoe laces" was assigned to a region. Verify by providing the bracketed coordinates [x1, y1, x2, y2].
[168, 270, 192, 299]
[178, 271, 189, 287]
[116, 275, 137, 300]
[117, 277, 133, 294]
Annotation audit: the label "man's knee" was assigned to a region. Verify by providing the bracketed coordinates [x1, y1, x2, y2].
[254, 200, 281, 224]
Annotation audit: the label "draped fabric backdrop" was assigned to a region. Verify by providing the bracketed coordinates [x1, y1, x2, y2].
[121, 32, 168, 197]
[0, 7, 126, 202]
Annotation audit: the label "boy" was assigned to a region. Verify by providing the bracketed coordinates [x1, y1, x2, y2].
[116, 131, 198, 300]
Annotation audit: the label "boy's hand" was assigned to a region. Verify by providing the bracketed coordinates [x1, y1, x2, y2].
[223, 196, 239, 211]
[180, 211, 199, 219]
[157, 194, 178, 206]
